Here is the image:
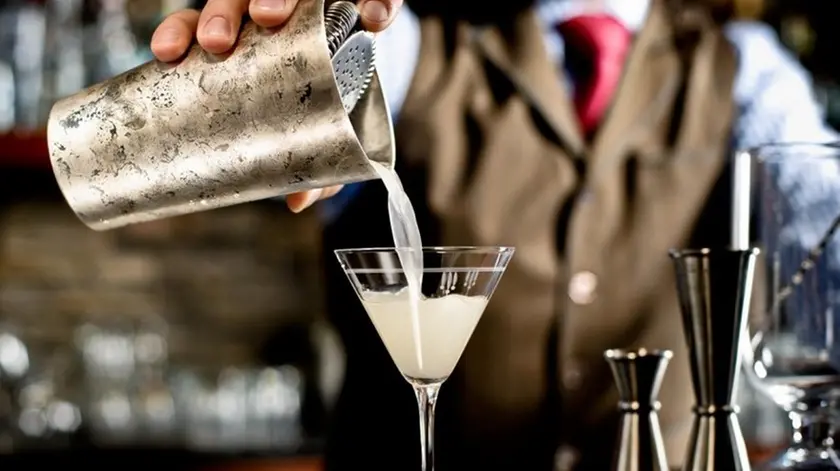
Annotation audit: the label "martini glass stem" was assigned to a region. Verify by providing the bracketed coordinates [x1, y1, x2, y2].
[414, 383, 441, 471]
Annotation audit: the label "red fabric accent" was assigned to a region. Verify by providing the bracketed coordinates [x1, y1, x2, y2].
[557, 15, 632, 135]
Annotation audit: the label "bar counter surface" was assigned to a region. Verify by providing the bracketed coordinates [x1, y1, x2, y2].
[0, 444, 784, 470]
[0, 448, 323, 471]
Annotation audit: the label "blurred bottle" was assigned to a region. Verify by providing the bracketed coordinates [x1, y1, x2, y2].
[0, 2, 15, 131]
[1, 0, 46, 130]
[40, 0, 86, 122]
[87, 0, 147, 83]
[0, 60, 13, 132]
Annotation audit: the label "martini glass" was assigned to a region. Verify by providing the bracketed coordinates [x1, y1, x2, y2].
[335, 246, 514, 471]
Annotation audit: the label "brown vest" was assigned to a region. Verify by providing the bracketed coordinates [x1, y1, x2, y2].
[322, 1, 738, 470]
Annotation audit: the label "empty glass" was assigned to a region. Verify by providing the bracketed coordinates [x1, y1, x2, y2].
[740, 143, 840, 470]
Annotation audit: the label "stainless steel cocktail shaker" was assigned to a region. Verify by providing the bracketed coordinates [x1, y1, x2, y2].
[46, 0, 394, 231]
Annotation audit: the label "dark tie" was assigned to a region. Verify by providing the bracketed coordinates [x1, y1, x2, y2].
[557, 15, 632, 136]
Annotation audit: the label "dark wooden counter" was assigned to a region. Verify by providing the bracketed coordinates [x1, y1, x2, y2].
[0, 448, 323, 471]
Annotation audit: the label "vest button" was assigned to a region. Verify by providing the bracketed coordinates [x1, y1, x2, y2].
[554, 444, 580, 471]
[562, 362, 583, 391]
[568, 271, 598, 305]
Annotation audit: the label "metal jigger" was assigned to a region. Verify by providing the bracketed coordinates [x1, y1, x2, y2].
[605, 348, 672, 471]
[669, 248, 759, 471]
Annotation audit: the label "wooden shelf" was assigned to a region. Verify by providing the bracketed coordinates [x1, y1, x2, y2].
[0, 129, 51, 169]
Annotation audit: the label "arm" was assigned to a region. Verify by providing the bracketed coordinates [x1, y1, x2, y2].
[319, 5, 422, 223]
[725, 21, 840, 253]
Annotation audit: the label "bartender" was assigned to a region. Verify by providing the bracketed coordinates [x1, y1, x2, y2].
[150, 0, 839, 469]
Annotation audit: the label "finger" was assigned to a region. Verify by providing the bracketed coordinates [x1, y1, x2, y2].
[196, 0, 250, 54]
[358, 0, 402, 32]
[287, 189, 323, 213]
[151, 9, 201, 62]
[319, 185, 344, 200]
[249, 0, 300, 27]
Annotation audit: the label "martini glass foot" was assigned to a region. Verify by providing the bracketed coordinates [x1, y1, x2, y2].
[755, 411, 840, 471]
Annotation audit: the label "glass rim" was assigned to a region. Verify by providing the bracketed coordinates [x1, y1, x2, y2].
[334, 246, 515, 256]
[668, 247, 760, 258]
[604, 348, 673, 360]
[744, 141, 840, 162]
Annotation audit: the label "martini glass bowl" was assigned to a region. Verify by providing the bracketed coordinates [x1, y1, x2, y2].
[335, 246, 514, 471]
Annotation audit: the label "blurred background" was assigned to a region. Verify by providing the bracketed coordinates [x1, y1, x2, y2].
[1, 1, 337, 469]
[0, 0, 838, 468]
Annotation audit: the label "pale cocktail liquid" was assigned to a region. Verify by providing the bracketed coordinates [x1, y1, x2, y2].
[361, 291, 487, 381]
[369, 160, 425, 369]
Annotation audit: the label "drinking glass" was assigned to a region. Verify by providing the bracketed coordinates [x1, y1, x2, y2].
[335, 246, 514, 471]
[740, 143, 840, 470]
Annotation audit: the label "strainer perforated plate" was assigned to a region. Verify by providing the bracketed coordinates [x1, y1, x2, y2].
[332, 31, 376, 113]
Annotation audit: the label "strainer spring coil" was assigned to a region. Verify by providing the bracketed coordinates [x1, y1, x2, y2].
[325, 1, 360, 57]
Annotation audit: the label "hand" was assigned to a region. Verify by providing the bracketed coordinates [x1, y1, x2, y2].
[150, 0, 402, 213]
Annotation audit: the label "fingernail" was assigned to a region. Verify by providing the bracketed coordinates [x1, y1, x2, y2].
[204, 16, 231, 37]
[361, 0, 389, 23]
[253, 0, 287, 11]
[155, 27, 181, 45]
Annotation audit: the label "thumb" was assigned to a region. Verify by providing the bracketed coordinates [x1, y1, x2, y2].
[357, 0, 403, 32]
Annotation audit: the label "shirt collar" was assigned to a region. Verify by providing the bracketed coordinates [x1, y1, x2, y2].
[535, 0, 651, 65]
[536, 0, 651, 32]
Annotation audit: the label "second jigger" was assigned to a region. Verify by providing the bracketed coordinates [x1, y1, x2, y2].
[46, 0, 394, 231]
[670, 248, 759, 471]
[605, 348, 672, 471]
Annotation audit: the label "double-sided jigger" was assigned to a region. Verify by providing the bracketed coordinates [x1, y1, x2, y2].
[670, 248, 759, 471]
[605, 348, 672, 471]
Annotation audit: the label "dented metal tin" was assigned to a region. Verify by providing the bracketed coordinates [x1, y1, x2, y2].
[46, 0, 394, 231]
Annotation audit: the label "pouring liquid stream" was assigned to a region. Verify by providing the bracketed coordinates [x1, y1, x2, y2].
[369, 160, 425, 370]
